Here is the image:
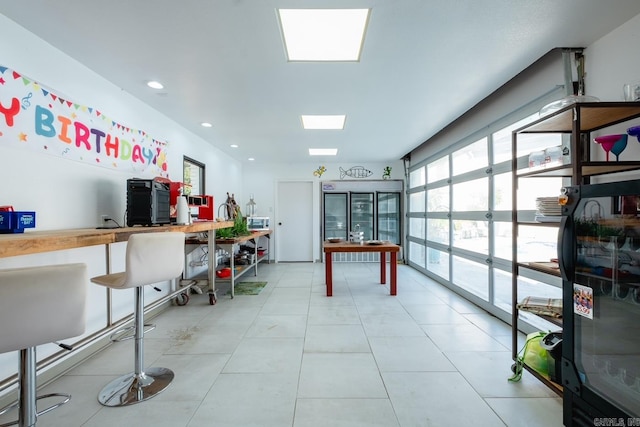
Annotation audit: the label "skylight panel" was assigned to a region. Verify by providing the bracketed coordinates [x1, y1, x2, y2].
[301, 115, 346, 130]
[278, 9, 370, 61]
[309, 148, 338, 156]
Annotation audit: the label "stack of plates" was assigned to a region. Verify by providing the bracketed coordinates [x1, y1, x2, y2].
[535, 197, 562, 222]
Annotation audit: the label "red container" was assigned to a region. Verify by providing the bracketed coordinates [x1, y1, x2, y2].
[198, 195, 214, 220]
[216, 267, 231, 278]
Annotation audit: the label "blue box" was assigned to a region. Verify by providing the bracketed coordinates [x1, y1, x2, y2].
[0, 211, 36, 233]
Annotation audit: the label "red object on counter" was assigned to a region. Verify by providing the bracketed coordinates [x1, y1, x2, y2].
[0, 206, 14, 212]
[198, 195, 214, 220]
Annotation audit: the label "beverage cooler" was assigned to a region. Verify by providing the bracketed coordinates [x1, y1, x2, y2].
[322, 180, 402, 261]
[558, 179, 640, 424]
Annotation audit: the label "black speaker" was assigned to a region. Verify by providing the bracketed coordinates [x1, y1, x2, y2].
[126, 179, 170, 226]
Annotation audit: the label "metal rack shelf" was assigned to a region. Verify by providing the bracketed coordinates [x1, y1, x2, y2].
[511, 102, 640, 397]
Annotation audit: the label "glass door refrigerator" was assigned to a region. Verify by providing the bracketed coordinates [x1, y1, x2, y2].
[377, 192, 401, 244]
[350, 192, 375, 240]
[558, 179, 640, 424]
[323, 192, 348, 240]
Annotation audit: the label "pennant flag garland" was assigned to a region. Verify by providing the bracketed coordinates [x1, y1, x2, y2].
[0, 65, 170, 177]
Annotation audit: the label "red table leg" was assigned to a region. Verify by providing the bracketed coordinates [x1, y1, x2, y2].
[380, 251, 386, 284]
[390, 251, 397, 296]
[325, 252, 333, 296]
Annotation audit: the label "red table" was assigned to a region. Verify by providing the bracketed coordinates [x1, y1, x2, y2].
[323, 241, 400, 297]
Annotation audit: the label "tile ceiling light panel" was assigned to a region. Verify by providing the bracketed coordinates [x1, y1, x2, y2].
[301, 115, 346, 130]
[278, 9, 370, 61]
[309, 148, 338, 156]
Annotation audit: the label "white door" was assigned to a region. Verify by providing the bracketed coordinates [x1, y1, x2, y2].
[277, 181, 313, 262]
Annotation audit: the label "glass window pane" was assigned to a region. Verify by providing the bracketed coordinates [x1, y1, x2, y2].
[409, 191, 425, 212]
[427, 187, 449, 212]
[452, 137, 487, 176]
[409, 218, 425, 239]
[452, 256, 488, 301]
[409, 241, 425, 268]
[427, 218, 448, 244]
[452, 178, 488, 212]
[515, 133, 563, 160]
[183, 157, 205, 195]
[452, 220, 488, 254]
[427, 156, 449, 183]
[493, 221, 512, 261]
[517, 276, 562, 331]
[427, 248, 449, 280]
[409, 167, 425, 188]
[494, 172, 512, 211]
[492, 113, 538, 164]
[493, 269, 512, 314]
[517, 225, 558, 263]
[516, 177, 563, 211]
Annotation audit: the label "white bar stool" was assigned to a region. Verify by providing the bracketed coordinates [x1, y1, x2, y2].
[0, 263, 88, 427]
[90, 232, 185, 407]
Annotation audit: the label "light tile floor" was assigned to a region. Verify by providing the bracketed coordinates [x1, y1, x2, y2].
[2, 262, 563, 426]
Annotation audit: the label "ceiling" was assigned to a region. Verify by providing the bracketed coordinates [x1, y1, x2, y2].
[2, 1, 640, 165]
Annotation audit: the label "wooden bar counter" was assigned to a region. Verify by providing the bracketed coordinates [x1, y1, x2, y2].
[0, 220, 235, 396]
[0, 221, 233, 259]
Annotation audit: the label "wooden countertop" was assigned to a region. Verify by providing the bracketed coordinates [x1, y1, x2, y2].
[323, 241, 400, 253]
[214, 229, 272, 245]
[0, 220, 234, 259]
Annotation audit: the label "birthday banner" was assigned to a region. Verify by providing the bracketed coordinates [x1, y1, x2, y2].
[0, 65, 169, 177]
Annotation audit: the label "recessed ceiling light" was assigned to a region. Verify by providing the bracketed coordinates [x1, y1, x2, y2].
[301, 115, 346, 130]
[230, 144, 239, 148]
[309, 148, 338, 156]
[147, 81, 164, 89]
[278, 9, 370, 61]
[201, 122, 213, 128]
[248, 157, 255, 161]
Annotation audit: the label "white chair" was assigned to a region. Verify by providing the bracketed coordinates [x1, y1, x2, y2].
[90, 232, 185, 407]
[0, 263, 87, 427]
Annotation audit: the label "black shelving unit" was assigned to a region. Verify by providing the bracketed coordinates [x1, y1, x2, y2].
[511, 102, 640, 398]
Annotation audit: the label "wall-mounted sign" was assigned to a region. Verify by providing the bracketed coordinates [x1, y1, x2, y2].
[0, 65, 169, 177]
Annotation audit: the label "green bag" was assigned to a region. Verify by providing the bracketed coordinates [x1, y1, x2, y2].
[508, 331, 548, 382]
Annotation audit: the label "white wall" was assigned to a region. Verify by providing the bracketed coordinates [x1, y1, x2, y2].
[242, 160, 404, 261]
[585, 13, 640, 172]
[0, 14, 243, 385]
[586, 13, 640, 103]
[0, 14, 243, 231]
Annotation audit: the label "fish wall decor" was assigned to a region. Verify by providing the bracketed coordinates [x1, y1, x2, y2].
[339, 166, 372, 179]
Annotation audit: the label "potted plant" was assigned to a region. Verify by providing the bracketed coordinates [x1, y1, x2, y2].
[215, 210, 250, 240]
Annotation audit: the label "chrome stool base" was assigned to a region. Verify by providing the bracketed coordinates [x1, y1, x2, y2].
[98, 367, 174, 407]
[108, 324, 155, 342]
[0, 393, 71, 427]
